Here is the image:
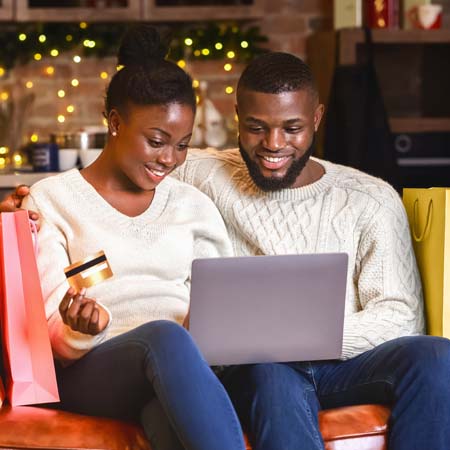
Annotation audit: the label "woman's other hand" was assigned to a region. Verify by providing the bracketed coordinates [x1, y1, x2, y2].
[59, 287, 109, 335]
[0, 185, 39, 221]
[182, 311, 190, 329]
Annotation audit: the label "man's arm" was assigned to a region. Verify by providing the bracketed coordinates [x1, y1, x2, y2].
[0, 185, 38, 220]
[342, 196, 425, 359]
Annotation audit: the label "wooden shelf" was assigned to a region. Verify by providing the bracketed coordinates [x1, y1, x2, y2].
[389, 117, 450, 133]
[143, 1, 263, 21]
[338, 28, 450, 65]
[10, 0, 264, 22]
[14, 0, 141, 21]
[0, 0, 14, 20]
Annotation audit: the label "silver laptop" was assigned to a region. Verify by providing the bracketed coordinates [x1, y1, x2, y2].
[189, 253, 348, 366]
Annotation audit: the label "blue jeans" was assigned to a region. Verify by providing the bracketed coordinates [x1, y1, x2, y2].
[53, 320, 245, 450]
[223, 335, 450, 450]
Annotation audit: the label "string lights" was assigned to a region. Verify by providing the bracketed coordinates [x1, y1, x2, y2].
[0, 22, 267, 145]
[0, 22, 267, 70]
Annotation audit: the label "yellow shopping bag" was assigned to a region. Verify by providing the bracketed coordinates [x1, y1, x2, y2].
[403, 188, 450, 337]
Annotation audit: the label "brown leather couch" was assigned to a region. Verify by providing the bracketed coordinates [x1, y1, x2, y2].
[0, 395, 390, 450]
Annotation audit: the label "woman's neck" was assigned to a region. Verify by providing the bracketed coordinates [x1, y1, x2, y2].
[80, 149, 155, 218]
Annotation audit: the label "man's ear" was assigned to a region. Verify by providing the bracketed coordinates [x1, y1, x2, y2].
[314, 103, 325, 132]
[234, 103, 239, 118]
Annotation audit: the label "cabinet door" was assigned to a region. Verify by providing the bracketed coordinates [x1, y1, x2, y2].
[0, 0, 14, 20]
[15, 0, 142, 22]
[143, 0, 263, 21]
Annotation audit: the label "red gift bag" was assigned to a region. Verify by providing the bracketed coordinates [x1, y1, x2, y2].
[0, 210, 59, 406]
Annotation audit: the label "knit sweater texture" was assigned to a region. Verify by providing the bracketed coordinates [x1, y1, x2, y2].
[22, 169, 232, 361]
[174, 148, 425, 359]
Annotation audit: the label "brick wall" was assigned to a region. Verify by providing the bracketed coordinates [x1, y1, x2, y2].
[0, 0, 331, 150]
[1, 0, 449, 151]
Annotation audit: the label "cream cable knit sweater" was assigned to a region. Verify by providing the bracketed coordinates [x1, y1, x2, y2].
[22, 169, 233, 361]
[174, 148, 425, 359]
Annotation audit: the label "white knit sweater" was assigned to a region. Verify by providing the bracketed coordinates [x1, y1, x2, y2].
[22, 169, 232, 361]
[174, 148, 425, 359]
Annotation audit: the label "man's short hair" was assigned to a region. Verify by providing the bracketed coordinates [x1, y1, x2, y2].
[237, 52, 318, 99]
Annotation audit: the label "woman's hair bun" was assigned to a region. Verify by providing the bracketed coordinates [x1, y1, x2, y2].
[118, 25, 168, 67]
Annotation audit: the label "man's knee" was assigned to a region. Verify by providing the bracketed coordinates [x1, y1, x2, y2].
[394, 336, 450, 386]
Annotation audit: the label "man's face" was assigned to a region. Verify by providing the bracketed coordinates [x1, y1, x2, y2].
[237, 89, 324, 191]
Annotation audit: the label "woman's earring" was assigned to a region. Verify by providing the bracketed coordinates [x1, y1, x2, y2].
[111, 131, 117, 137]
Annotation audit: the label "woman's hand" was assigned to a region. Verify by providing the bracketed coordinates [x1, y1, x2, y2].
[59, 287, 109, 335]
[182, 310, 190, 329]
[0, 185, 39, 221]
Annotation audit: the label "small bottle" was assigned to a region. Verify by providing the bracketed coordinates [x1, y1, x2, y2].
[365, 0, 400, 28]
[31, 142, 59, 172]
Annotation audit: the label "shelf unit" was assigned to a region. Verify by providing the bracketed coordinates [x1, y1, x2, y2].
[0, 0, 13, 20]
[308, 29, 450, 188]
[8, 0, 263, 21]
[308, 29, 450, 146]
[14, 0, 142, 21]
[143, 0, 263, 21]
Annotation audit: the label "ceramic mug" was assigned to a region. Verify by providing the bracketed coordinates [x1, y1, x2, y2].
[58, 148, 79, 171]
[408, 4, 443, 29]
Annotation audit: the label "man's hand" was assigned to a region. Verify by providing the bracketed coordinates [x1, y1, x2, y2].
[0, 185, 38, 221]
[59, 287, 109, 335]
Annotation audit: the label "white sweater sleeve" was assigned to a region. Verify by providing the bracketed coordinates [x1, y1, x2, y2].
[22, 195, 110, 362]
[341, 198, 425, 359]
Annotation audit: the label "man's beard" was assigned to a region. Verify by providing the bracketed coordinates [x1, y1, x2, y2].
[239, 137, 315, 192]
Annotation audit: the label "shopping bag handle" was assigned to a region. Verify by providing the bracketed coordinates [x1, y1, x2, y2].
[412, 199, 433, 242]
[29, 217, 38, 254]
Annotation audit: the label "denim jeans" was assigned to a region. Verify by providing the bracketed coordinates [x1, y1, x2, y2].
[222, 335, 450, 450]
[53, 320, 246, 450]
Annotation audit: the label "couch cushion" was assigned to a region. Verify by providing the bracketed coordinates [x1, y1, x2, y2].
[244, 404, 390, 450]
[0, 404, 389, 450]
[0, 405, 151, 450]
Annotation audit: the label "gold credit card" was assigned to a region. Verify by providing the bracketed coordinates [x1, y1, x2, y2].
[64, 250, 113, 291]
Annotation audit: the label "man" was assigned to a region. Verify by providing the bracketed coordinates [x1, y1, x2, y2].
[3, 52, 450, 450]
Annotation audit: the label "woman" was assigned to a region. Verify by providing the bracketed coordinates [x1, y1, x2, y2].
[21, 25, 245, 450]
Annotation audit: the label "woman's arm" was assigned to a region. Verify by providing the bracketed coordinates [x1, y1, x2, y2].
[22, 193, 111, 362]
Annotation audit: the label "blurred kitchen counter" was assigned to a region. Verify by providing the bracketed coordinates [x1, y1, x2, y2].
[0, 172, 58, 197]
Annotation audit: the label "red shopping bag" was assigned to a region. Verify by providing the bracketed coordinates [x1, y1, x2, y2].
[0, 210, 59, 406]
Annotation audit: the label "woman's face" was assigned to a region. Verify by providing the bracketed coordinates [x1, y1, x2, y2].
[109, 102, 194, 191]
